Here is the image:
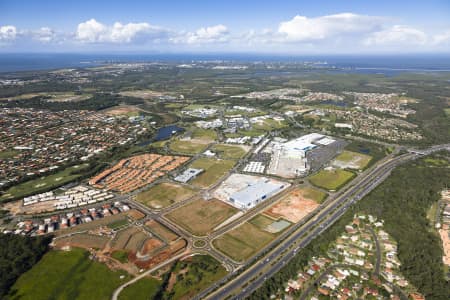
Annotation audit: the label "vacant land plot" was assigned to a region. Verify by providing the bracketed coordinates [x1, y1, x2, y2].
[332, 150, 372, 170]
[140, 238, 165, 256]
[252, 118, 288, 131]
[111, 250, 129, 263]
[54, 213, 129, 237]
[265, 187, 324, 223]
[213, 222, 275, 262]
[169, 140, 209, 155]
[166, 199, 238, 236]
[301, 186, 328, 203]
[112, 226, 148, 252]
[0, 164, 90, 202]
[210, 144, 248, 159]
[0, 92, 91, 102]
[189, 158, 236, 188]
[119, 89, 164, 99]
[249, 214, 276, 230]
[118, 277, 162, 300]
[126, 231, 148, 252]
[136, 182, 196, 209]
[102, 105, 141, 116]
[191, 128, 217, 141]
[127, 209, 146, 220]
[8, 248, 131, 300]
[249, 214, 291, 234]
[145, 220, 179, 242]
[54, 233, 109, 250]
[107, 219, 129, 230]
[168, 255, 227, 300]
[309, 168, 355, 191]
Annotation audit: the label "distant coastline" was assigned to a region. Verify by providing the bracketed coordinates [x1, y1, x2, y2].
[0, 53, 449, 74]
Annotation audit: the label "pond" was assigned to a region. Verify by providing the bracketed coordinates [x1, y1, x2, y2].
[139, 125, 185, 146]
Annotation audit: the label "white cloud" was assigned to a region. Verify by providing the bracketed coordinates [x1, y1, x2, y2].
[76, 19, 166, 43]
[278, 13, 383, 42]
[433, 30, 450, 45]
[0, 25, 17, 41]
[76, 19, 107, 42]
[364, 25, 427, 46]
[173, 24, 229, 44]
[32, 27, 56, 42]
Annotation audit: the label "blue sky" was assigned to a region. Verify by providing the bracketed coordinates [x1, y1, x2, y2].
[1, 0, 450, 53]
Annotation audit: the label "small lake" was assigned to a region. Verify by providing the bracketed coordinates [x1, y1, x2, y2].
[139, 125, 185, 146]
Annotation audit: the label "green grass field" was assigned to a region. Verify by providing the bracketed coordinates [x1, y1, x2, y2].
[333, 150, 372, 170]
[0, 149, 19, 159]
[252, 118, 288, 131]
[118, 277, 162, 300]
[444, 108, 450, 117]
[301, 186, 328, 203]
[309, 169, 355, 191]
[111, 250, 129, 263]
[235, 129, 265, 137]
[0, 163, 90, 202]
[107, 219, 129, 230]
[189, 158, 236, 188]
[210, 144, 248, 159]
[149, 140, 168, 149]
[213, 222, 275, 262]
[169, 255, 227, 299]
[135, 182, 196, 209]
[8, 248, 131, 300]
[166, 199, 238, 236]
[249, 214, 275, 230]
[344, 141, 386, 168]
[169, 140, 208, 154]
[191, 128, 217, 141]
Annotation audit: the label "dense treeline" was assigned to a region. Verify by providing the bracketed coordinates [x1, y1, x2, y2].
[0, 234, 52, 299]
[1, 93, 144, 111]
[249, 153, 450, 300]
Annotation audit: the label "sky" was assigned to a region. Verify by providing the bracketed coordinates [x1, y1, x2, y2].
[1, 0, 450, 54]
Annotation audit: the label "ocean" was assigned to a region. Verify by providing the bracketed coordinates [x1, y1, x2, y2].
[0, 53, 450, 75]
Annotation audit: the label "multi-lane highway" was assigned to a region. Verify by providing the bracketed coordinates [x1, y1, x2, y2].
[201, 143, 449, 300]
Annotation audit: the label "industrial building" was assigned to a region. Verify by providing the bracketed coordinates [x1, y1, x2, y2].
[174, 168, 203, 183]
[229, 179, 286, 209]
[266, 133, 336, 178]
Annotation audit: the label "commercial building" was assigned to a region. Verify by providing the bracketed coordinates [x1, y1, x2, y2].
[174, 168, 203, 183]
[229, 179, 286, 209]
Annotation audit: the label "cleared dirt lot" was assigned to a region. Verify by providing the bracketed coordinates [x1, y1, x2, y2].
[165, 199, 238, 236]
[136, 182, 196, 209]
[265, 187, 324, 223]
[54, 233, 110, 249]
[119, 89, 165, 99]
[101, 105, 141, 116]
[112, 226, 149, 252]
[140, 238, 165, 256]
